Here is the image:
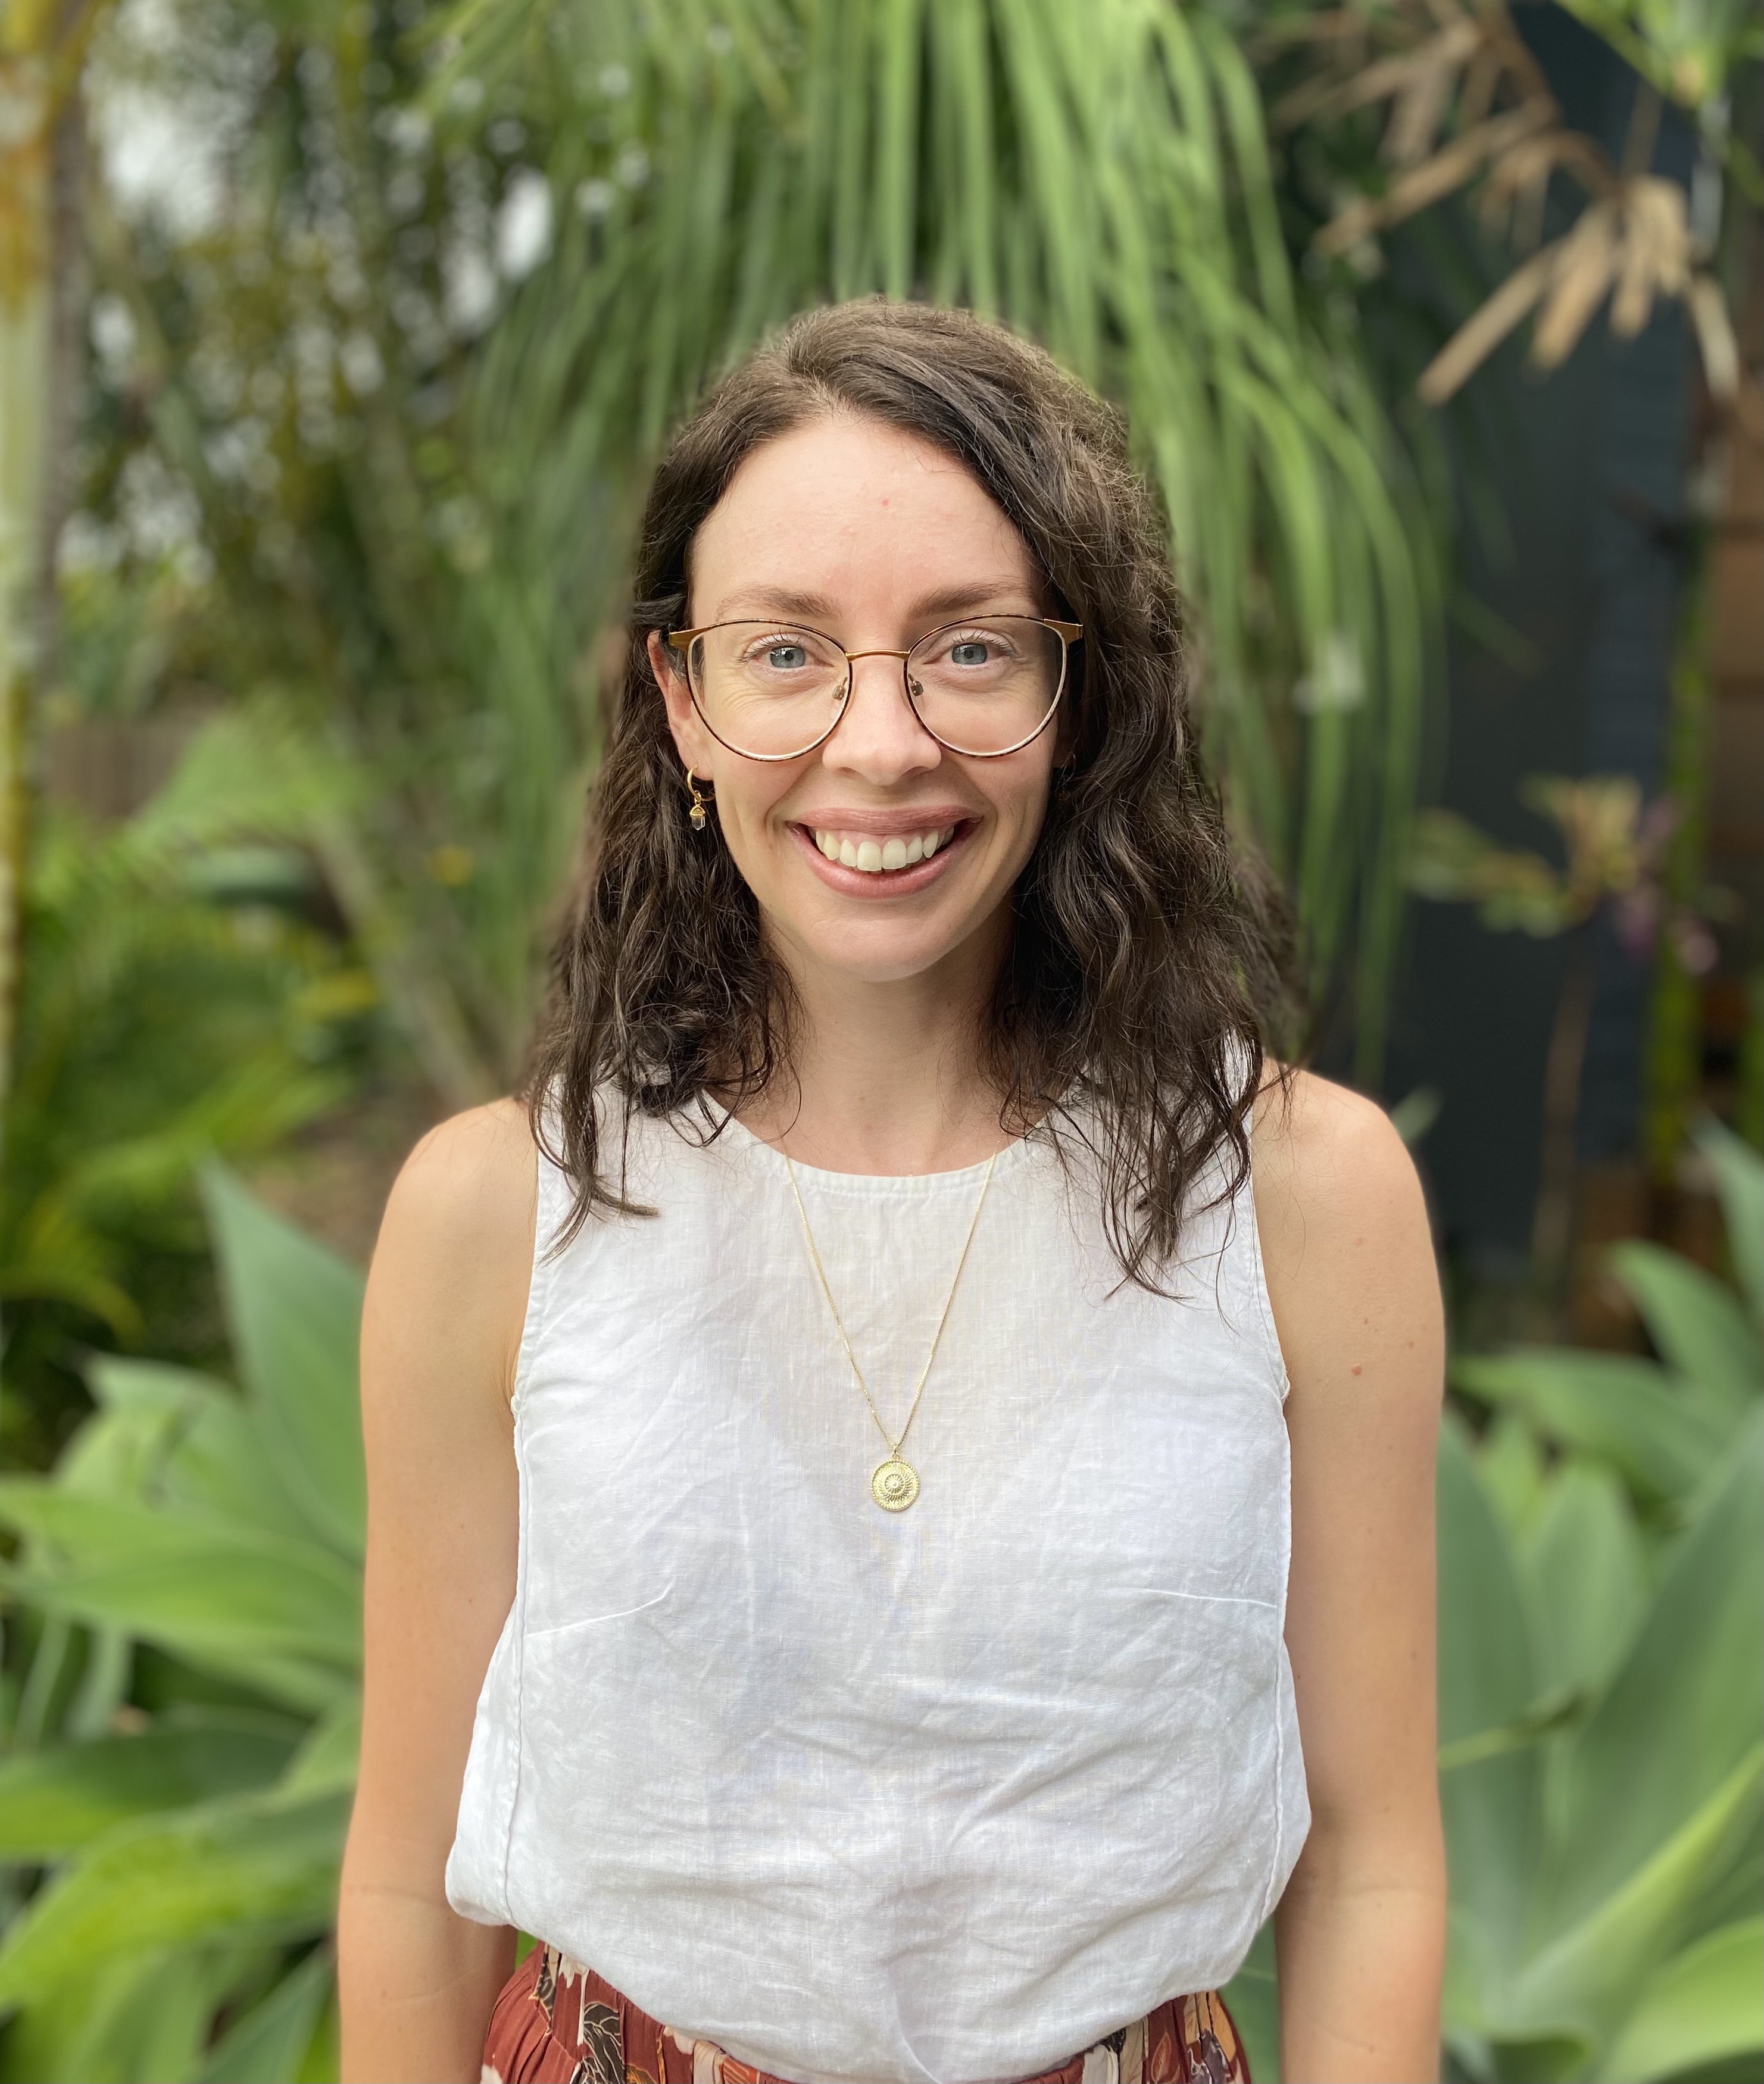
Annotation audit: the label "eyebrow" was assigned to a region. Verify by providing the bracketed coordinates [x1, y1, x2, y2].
[705, 580, 1042, 629]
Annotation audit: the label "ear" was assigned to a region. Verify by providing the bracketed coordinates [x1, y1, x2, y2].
[648, 629, 717, 773]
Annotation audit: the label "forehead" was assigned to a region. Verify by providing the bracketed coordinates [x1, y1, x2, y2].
[689, 412, 1039, 613]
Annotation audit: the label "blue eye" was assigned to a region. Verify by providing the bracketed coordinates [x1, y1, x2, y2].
[950, 640, 990, 666]
[767, 644, 809, 670]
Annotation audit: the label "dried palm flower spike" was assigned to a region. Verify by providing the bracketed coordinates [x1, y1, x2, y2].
[1266, 0, 1740, 405]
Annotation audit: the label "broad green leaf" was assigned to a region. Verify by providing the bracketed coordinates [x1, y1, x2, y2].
[279, 1697, 362, 1797]
[1451, 1351, 1728, 1502]
[1504, 1746, 1764, 2045]
[1605, 1918, 1764, 2083]
[85, 1355, 320, 1546]
[1522, 1460, 1647, 1699]
[0, 1483, 361, 1713]
[0, 1945, 248, 2084]
[198, 1946, 336, 2084]
[1607, 1241, 1761, 1411]
[1476, 1412, 1549, 1541]
[201, 1164, 367, 1560]
[1697, 1118, 1764, 1329]
[0, 1720, 298, 1860]
[1543, 1411, 1764, 1935]
[1436, 1417, 1543, 2010]
[0, 1787, 350, 2003]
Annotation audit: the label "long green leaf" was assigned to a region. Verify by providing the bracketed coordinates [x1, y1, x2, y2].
[0, 1945, 252, 2084]
[1697, 1118, 1764, 1329]
[1503, 1746, 1764, 2045]
[1522, 1460, 1647, 1700]
[1543, 1410, 1764, 1938]
[84, 1357, 327, 1547]
[1606, 1241, 1762, 1411]
[0, 1483, 361, 1712]
[0, 1788, 350, 2004]
[198, 1946, 337, 2084]
[1436, 1417, 1543, 2014]
[1450, 1351, 1732, 1502]
[0, 1721, 298, 1860]
[1604, 1918, 1764, 2084]
[200, 1165, 367, 1561]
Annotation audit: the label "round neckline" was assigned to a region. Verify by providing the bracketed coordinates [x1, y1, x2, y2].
[716, 1106, 1034, 1192]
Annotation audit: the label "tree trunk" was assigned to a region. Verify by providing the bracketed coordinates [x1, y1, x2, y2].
[0, 47, 53, 1117]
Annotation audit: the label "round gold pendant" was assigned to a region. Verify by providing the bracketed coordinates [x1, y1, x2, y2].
[870, 1458, 920, 1512]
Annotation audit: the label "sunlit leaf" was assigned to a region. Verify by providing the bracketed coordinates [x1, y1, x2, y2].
[1696, 1118, 1763, 1329]
[197, 1945, 337, 2084]
[1522, 1460, 1647, 1700]
[200, 1165, 367, 1561]
[0, 1721, 298, 1861]
[0, 1788, 350, 2004]
[1604, 1918, 1764, 2084]
[1450, 1349, 1729, 1502]
[1606, 1241, 1761, 1411]
[1544, 1411, 1764, 1936]
[0, 1482, 361, 1712]
[1436, 1417, 1543, 2014]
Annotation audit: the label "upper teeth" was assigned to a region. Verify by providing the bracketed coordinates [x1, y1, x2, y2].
[811, 827, 955, 873]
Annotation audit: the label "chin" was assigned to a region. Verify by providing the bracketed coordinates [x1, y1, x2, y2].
[797, 925, 969, 985]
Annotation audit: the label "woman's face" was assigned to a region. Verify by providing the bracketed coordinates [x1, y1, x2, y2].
[650, 413, 1061, 992]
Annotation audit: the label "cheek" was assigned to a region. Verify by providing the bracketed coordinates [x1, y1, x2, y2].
[713, 771, 802, 858]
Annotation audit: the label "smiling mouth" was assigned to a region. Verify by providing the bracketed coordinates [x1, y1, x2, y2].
[804, 823, 961, 875]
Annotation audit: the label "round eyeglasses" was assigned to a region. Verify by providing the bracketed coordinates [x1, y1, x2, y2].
[666, 615, 1082, 761]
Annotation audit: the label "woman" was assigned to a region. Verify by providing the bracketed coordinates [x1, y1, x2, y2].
[338, 302, 1445, 2084]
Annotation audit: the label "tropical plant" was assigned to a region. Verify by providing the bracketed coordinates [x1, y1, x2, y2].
[1409, 778, 1731, 1302]
[0, 1167, 364, 2081]
[1440, 1119, 1763, 2082]
[0, 705, 370, 1469]
[1261, 0, 1754, 406]
[1452, 1116, 1762, 1517]
[1437, 1405, 1761, 2083]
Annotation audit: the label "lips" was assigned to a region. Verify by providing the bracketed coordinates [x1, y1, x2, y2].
[788, 814, 975, 891]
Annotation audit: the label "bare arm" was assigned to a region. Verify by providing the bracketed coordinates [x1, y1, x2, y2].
[338, 1099, 538, 2083]
[1254, 1072, 1447, 2084]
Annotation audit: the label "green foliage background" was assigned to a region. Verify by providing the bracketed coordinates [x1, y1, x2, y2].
[2, 0, 1760, 2077]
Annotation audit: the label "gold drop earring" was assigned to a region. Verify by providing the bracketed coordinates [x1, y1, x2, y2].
[685, 768, 709, 832]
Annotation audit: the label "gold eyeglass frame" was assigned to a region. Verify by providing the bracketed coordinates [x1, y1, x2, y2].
[665, 616, 1083, 762]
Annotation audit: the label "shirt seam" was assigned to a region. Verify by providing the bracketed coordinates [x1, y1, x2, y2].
[500, 1132, 558, 1919]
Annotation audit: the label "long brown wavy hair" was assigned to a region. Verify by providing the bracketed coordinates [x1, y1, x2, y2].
[524, 299, 1296, 1290]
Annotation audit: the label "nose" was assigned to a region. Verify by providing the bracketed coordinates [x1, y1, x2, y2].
[822, 651, 942, 785]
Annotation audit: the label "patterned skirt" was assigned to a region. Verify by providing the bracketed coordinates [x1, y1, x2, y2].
[482, 1943, 1251, 2084]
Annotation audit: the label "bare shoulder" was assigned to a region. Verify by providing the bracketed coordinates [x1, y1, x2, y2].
[364, 1099, 539, 1408]
[1251, 1067, 1423, 1236]
[1250, 1068, 1440, 1392]
[377, 1097, 539, 1264]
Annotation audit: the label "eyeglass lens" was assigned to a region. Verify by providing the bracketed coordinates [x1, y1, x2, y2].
[685, 618, 1066, 759]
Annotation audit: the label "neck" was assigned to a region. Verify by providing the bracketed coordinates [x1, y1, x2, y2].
[739, 917, 1013, 1175]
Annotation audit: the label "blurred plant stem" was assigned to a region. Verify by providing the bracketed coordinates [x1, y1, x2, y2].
[0, 28, 51, 1124]
[1643, 554, 1712, 1182]
[0, 0, 93, 1121]
[1533, 922, 1597, 1310]
[1410, 774, 1729, 1324]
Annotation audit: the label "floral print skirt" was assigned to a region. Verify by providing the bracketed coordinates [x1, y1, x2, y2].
[482, 1942, 1251, 2084]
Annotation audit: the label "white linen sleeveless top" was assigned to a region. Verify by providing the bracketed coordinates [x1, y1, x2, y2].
[447, 1107, 1309, 2084]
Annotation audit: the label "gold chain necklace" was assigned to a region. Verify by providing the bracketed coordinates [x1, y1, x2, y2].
[784, 1148, 997, 1513]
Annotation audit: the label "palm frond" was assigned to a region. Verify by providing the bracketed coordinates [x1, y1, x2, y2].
[441, 0, 1440, 1066]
